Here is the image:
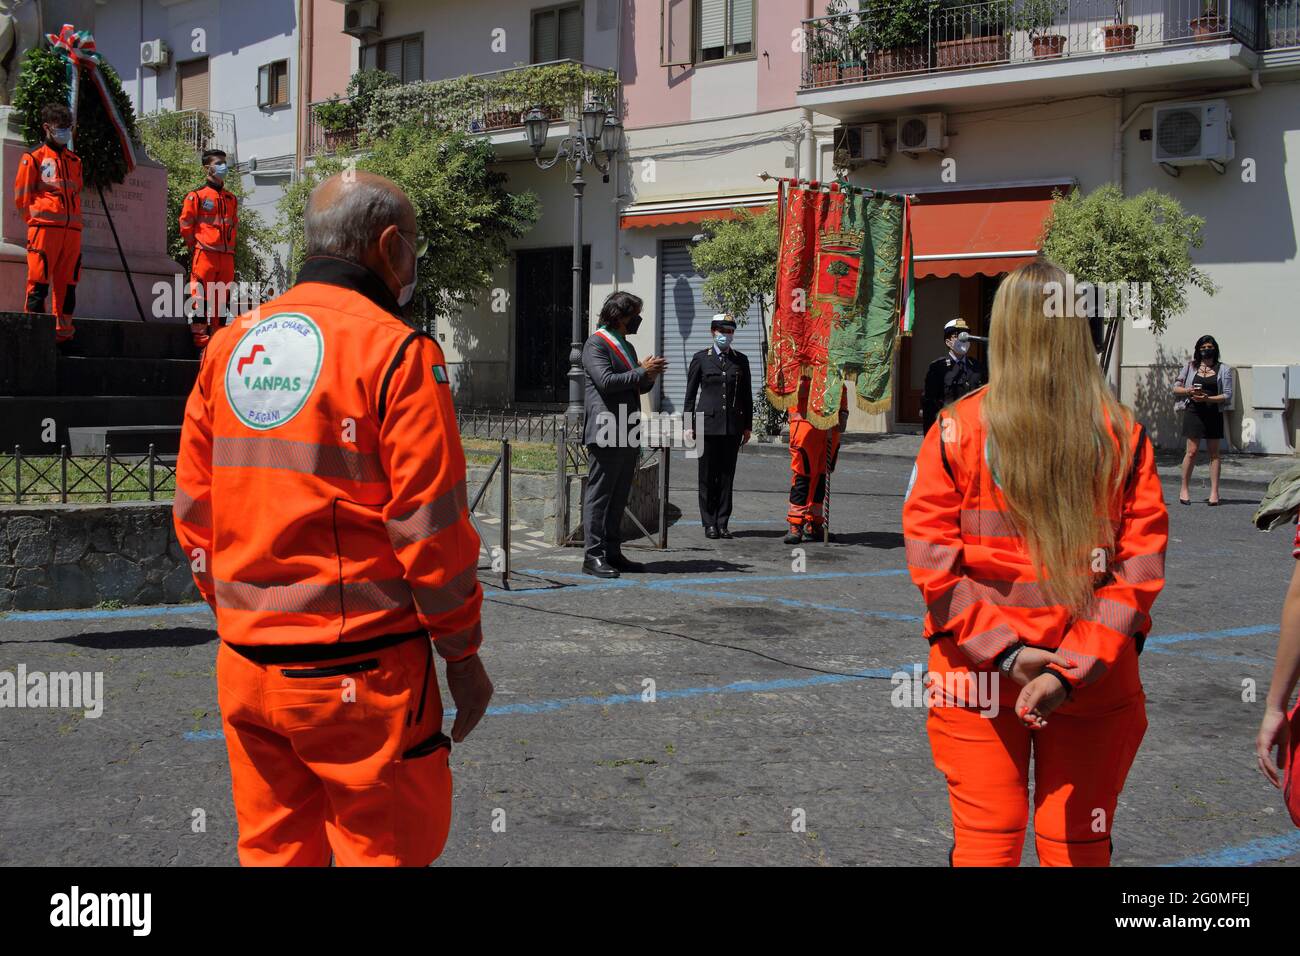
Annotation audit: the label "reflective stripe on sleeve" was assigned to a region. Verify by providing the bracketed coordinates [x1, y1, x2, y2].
[433, 621, 483, 661]
[386, 481, 469, 550]
[173, 485, 211, 527]
[411, 563, 480, 618]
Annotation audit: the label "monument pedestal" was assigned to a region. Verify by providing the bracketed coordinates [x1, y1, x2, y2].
[0, 106, 183, 322]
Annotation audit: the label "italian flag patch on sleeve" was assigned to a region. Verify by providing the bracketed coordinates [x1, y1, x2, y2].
[432, 364, 448, 384]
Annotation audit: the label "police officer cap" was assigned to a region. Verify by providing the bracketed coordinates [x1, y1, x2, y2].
[711, 314, 737, 331]
[943, 318, 970, 336]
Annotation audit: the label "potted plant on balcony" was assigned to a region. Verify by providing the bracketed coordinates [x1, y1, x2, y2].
[936, 0, 1013, 69]
[807, 16, 842, 87]
[1103, 0, 1138, 50]
[315, 95, 358, 152]
[1016, 0, 1069, 58]
[864, 0, 936, 77]
[841, 21, 868, 83]
[1190, 0, 1225, 41]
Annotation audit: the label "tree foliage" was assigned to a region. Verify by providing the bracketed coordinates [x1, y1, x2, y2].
[1040, 184, 1216, 335]
[278, 123, 540, 328]
[13, 46, 138, 190]
[138, 111, 277, 287]
[689, 205, 780, 324]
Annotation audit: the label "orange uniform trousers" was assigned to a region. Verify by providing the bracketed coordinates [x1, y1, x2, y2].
[25, 225, 81, 341]
[216, 634, 453, 866]
[926, 636, 1147, 867]
[787, 419, 841, 527]
[189, 248, 236, 338]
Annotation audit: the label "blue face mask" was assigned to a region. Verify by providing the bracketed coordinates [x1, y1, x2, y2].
[714, 332, 733, 349]
[49, 127, 72, 146]
[212, 163, 229, 179]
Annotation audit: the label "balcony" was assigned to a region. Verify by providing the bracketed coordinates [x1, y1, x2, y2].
[797, 0, 1295, 117]
[139, 109, 238, 162]
[305, 60, 622, 161]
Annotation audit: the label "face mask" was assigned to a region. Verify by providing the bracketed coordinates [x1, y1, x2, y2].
[49, 127, 72, 146]
[625, 314, 642, 335]
[395, 232, 418, 307]
[212, 163, 228, 178]
[952, 338, 970, 357]
[714, 332, 733, 349]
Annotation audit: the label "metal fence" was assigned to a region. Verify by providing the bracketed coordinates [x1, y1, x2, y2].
[802, 0, 1285, 87]
[139, 109, 238, 161]
[456, 408, 564, 442]
[0, 446, 177, 505]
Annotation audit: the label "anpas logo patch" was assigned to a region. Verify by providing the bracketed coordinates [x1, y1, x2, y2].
[225, 313, 324, 430]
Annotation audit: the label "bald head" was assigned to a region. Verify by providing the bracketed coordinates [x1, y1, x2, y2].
[303, 171, 418, 306]
[304, 171, 415, 263]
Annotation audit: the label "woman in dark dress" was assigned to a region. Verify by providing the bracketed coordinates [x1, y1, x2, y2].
[1173, 334, 1234, 506]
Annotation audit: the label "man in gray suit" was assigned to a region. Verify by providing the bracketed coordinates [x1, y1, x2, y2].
[581, 291, 666, 578]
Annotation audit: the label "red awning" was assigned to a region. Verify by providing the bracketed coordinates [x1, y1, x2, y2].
[620, 193, 776, 230]
[910, 184, 1068, 279]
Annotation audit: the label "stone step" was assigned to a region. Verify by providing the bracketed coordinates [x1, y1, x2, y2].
[54, 316, 199, 361]
[0, 396, 188, 450]
[67, 425, 183, 456]
[56, 355, 199, 397]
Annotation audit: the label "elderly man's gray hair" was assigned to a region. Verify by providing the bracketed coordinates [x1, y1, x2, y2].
[303, 177, 406, 261]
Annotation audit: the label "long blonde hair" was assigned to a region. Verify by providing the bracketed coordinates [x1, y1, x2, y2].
[982, 260, 1134, 615]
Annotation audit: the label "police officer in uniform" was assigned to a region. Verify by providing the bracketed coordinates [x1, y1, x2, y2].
[922, 318, 986, 435]
[684, 314, 752, 538]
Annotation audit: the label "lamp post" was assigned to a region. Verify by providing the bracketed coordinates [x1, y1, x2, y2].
[525, 100, 623, 427]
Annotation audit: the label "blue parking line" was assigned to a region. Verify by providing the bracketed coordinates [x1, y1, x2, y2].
[503, 568, 911, 595]
[698, 589, 922, 623]
[2, 603, 212, 623]
[1166, 831, 1300, 867]
[1145, 647, 1274, 666]
[1144, 625, 1277, 647]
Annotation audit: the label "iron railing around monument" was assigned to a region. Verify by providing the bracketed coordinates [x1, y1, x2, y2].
[456, 408, 564, 442]
[0, 446, 177, 506]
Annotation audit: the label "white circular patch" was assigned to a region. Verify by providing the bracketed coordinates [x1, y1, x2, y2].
[225, 313, 324, 430]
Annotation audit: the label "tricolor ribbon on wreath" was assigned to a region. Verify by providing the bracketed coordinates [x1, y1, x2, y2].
[46, 24, 137, 174]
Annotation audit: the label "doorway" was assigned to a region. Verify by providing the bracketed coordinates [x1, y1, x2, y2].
[514, 246, 591, 405]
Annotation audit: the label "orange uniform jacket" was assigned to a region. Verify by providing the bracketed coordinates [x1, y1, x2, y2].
[902, 387, 1167, 692]
[13, 143, 83, 230]
[179, 182, 238, 254]
[173, 256, 483, 661]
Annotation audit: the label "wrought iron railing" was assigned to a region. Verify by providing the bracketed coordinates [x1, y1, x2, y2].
[305, 60, 621, 159]
[456, 408, 564, 442]
[800, 0, 1284, 88]
[140, 109, 238, 161]
[0, 446, 178, 505]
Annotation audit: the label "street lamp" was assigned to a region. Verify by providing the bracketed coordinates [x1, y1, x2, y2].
[528, 98, 622, 428]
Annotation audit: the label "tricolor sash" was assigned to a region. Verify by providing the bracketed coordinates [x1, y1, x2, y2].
[594, 327, 635, 370]
[46, 24, 138, 174]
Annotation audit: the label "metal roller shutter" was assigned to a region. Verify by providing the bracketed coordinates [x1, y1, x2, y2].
[656, 238, 764, 414]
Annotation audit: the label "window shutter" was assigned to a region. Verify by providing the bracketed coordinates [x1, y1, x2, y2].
[402, 37, 423, 82]
[729, 0, 753, 48]
[257, 64, 269, 107]
[178, 58, 210, 112]
[360, 44, 377, 72]
[534, 10, 559, 62]
[699, 0, 727, 50]
[558, 5, 583, 60]
[660, 0, 692, 66]
[382, 38, 402, 79]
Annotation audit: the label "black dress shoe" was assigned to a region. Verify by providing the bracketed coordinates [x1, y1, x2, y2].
[582, 557, 620, 579]
[704, 526, 720, 539]
[607, 553, 645, 573]
[716, 527, 734, 539]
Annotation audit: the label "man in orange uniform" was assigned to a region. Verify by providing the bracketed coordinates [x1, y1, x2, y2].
[179, 149, 237, 350]
[13, 103, 83, 344]
[784, 379, 849, 544]
[903, 387, 1167, 866]
[174, 171, 493, 866]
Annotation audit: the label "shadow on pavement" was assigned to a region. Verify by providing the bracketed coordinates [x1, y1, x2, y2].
[26, 627, 218, 651]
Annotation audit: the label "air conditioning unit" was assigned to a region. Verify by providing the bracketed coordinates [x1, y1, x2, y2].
[343, 0, 381, 38]
[835, 124, 885, 165]
[1152, 99, 1234, 169]
[140, 39, 169, 69]
[896, 113, 947, 154]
